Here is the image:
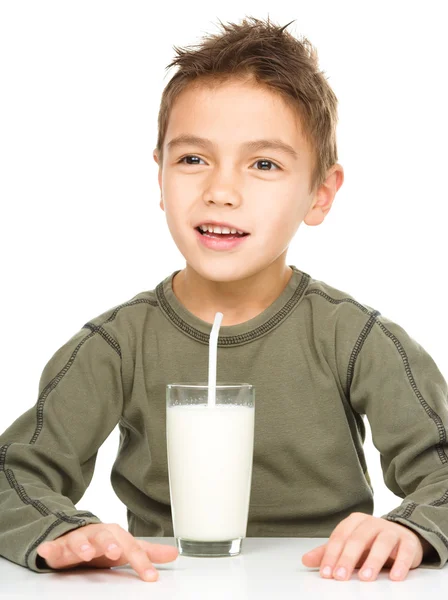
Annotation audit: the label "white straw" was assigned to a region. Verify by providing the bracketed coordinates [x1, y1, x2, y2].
[208, 312, 223, 408]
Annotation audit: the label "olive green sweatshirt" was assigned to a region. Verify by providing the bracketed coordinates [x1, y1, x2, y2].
[1, 265, 447, 572]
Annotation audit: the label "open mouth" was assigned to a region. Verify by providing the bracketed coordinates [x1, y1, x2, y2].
[195, 227, 249, 238]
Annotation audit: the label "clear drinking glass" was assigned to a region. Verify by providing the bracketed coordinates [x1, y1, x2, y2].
[166, 383, 255, 557]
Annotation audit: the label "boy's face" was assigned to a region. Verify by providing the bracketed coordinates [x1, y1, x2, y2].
[153, 77, 343, 282]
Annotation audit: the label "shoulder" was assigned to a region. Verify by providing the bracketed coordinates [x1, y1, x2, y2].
[301, 274, 421, 364]
[303, 275, 379, 319]
[80, 288, 160, 345]
[298, 275, 390, 387]
[300, 274, 384, 348]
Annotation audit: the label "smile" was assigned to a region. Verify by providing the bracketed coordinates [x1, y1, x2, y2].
[194, 227, 250, 251]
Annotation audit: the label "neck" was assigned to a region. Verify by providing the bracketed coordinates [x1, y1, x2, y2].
[172, 255, 293, 326]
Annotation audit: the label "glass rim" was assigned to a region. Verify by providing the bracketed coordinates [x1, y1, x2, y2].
[166, 383, 253, 389]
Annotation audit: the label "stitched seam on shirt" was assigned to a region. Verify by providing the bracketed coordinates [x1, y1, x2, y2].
[431, 489, 448, 506]
[155, 271, 311, 345]
[25, 517, 66, 568]
[0, 453, 98, 568]
[304, 287, 448, 519]
[31, 329, 102, 444]
[352, 312, 448, 512]
[37, 298, 156, 414]
[371, 318, 448, 465]
[304, 289, 373, 315]
[385, 514, 448, 552]
[346, 310, 381, 392]
[0, 302, 152, 523]
[349, 307, 448, 502]
[0, 463, 99, 522]
[2, 466, 49, 515]
[0, 298, 156, 526]
[306, 290, 448, 466]
[397, 486, 448, 520]
[24, 513, 98, 569]
[101, 298, 158, 325]
[83, 322, 122, 357]
[402, 502, 419, 518]
[33, 298, 147, 444]
[304, 289, 381, 395]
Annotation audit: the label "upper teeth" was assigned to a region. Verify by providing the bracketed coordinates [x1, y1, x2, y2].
[199, 224, 244, 235]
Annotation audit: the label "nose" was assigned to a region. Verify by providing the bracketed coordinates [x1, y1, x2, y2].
[202, 176, 242, 208]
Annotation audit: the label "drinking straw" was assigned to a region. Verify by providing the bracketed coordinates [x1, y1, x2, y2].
[208, 312, 223, 408]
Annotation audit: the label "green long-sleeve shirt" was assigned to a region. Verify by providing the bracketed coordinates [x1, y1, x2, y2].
[1, 265, 447, 572]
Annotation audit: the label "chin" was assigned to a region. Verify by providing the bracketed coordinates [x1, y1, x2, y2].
[191, 257, 264, 283]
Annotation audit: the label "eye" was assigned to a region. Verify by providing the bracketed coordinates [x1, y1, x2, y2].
[177, 155, 281, 171]
[252, 159, 280, 171]
[178, 155, 206, 166]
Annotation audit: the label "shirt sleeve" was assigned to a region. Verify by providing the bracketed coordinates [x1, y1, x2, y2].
[0, 323, 124, 572]
[347, 312, 448, 569]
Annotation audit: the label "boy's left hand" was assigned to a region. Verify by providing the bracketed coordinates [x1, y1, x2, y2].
[301, 512, 433, 582]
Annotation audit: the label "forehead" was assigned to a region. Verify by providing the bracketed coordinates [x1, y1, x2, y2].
[165, 78, 306, 149]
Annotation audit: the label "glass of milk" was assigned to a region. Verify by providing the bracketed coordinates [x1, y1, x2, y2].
[166, 383, 255, 557]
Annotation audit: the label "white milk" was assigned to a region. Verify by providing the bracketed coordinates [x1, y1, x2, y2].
[167, 403, 254, 541]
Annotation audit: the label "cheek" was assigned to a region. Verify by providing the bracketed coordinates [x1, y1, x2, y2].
[161, 170, 185, 203]
[267, 202, 303, 237]
[162, 201, 184, 239]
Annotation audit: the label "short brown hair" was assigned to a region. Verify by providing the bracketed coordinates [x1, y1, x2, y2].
[155, 16, 339, 195]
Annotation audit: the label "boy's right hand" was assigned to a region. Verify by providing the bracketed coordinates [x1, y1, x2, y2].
[36, 523, 179, 582]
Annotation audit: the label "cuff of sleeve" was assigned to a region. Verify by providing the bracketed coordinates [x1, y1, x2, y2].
[28, 514, 103, 573]
[381, 512, 446, 569]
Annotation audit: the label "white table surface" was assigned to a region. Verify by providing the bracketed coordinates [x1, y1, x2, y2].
[1, 537, 446, 599]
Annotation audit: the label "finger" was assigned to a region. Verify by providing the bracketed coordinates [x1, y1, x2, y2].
[301, 544, 327, 566]
[87, 529, 123, 561]
[37, 528, 121, 569]
[61, 529, 104, 564]
[36, 541, 64, 567]
[302, 544, 373, 570]
[70, 529, 123, 563]
[137, 540, 179, 564]
[334, 528, 398, 581]
[36, 539, 82, 569]
[389, 536, 421, 581]
[319, 512, 369, 579]
[357, 531, 400, 581]
[112, 528, 160, 582]
[65, 533, 96, 563]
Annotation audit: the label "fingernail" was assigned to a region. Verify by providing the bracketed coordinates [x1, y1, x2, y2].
[322, 565, 332, 577]
[107, 544, 119, 551]
[335, 566, 347, 579]
[80, 544, 91, 552]
[361, 567, 373, 579]
[144, 568, 158, 581]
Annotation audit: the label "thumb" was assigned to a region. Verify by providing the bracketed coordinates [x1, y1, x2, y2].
[37, 541, 64, 567]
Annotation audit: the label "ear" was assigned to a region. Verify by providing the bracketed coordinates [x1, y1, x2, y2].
[153, 150, 164, 211]
[304, 164, 344, 226]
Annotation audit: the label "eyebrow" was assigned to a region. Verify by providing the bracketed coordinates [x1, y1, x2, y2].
[166, 134, 299, 160]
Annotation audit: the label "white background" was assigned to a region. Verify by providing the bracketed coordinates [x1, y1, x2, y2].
[0, 0, 447, 532]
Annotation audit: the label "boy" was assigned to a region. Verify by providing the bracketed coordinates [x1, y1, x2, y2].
[1, 15, 447, 584]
